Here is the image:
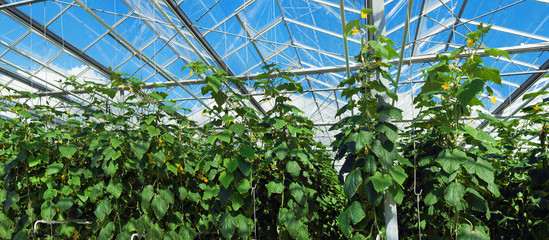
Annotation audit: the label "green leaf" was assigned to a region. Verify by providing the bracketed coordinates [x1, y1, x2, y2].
[457, 78, 484, 106]
[457, 224, 489, 240]
[370, 171, 392, 192]
[389, 165, 407, 186]
[106, 179, 122, 199]
[289, 182, 306, 205]
[133, 141, 150, 159]
[152, 150, 166, 166]
[378, 104, 403, 121]
[237, 179, 250, 194]
[345, 130, 373, 153]
[338, 208, 352, 238]
[368, 40, 388, 59]
[344, 169, 363, 199]
[151, 194, 169, 220]
[462, 159, 494, 184]
[219, 171, 234, 189]
[98, 222, 115, 240]
[59, 145, 77, 159]
[203, 185, 220, 200]
[444, 182, 465, 207]
[424, 192, 438, 206]
[274, 141, 289, 160]
[110, 137, 123, 149]
[349, 201, 365, 225]
[178, 186, 188, 201]
[206, 75, 223, 93]
[94, 199, 111, 222]
[224, 157, 238, 172]
[362, 155, 377, 174]
[286, 161, 301, 177]
[220, 213, 235, 239]
[266, 180, 284, 197]
[238, 144, 255, 159]
[376, 122, 399, 141]
[147, 125, 160, 137]
[371, 139, 397, 169]
[234, 214, 252, 239]
[229, 123, 245, 136]
[484, 47, 511, 60]
[273, 118, 286, 130]
[436, 149, 470, 173]
[45, 162, 63, 175]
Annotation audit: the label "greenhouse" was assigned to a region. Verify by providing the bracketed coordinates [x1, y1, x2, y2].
[0, 0, 548, 239]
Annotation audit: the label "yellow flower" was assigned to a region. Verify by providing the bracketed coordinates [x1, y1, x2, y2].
[74, 230, 78, 240]
[534, 105, 540, 111]
[490, 96, 496, 103]
[61, 175, 65, 181]
[467, 39, 474, 47]
[25, 108, 28, 111]
[351, 27, 359, 36]
[426, 123, 431, 129]
[361, 10, 368, 19]
[454, 58, 459, 62]
[376, 61, 381, 66]
[190, 69, 193, 75]
[214, 131, 218, 135]
[203, 177, 208, 183]
[220, 145, 224, 149]
[450, 139, 455, 144]
[10, 96, 13, 100]
[129, 88, 133, 92]
[159, 139, 163, 144]
[86, 122, 90, 126]
[59, 140, 63, 144]
[234, 103, 237, 107]
[201, 111, 205, 117]
[66, 110, 70, 114]
[441, 82, 451, 90]
[186, 124, 190, 129]
[286, 116, 290, 121]
[120, 85, 125, 90]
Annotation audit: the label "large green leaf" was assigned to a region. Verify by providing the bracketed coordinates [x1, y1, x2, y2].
[389, 165, 407, 186]
[59, 145, 77, 159]
[371, 139, 397, 169]
[266, 180, 284, 197]
[132, 141, 150, 160]
[151, 194, 169, 220]
[206, 75, 222, 93]
[94, 199, 111, 222]
[98, 222, 115, 240]
[457, 224, 489, 240]
[462, 159, 494, 183]
[457, 78, 484, 106]
[286, 161, 301, 177]
[338, 208, 352, 238]
[220, 213, 235, 239]
[436, 149, 470, 173]
[219, 171, 234, 189]
[289, 182, 306, 205]
[444, 182, 465, 207]
[349, 201, 365, 225]
[370, 171, 392, 192]
[274, 141, 289, 160]
[45, 162, 63, 175]
[378, 104, 403, 120]
[238, 144, 255, 159]
[344, 169, 363, 199]
[106, 179, 122, 199]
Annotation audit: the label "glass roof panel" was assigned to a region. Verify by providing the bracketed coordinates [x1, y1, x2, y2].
[0, 0, 548, 135]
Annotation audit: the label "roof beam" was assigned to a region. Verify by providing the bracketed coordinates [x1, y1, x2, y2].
[162, 0, 267, 116]
[233, 42, 549, 78]
[0, 0, 45, 10]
